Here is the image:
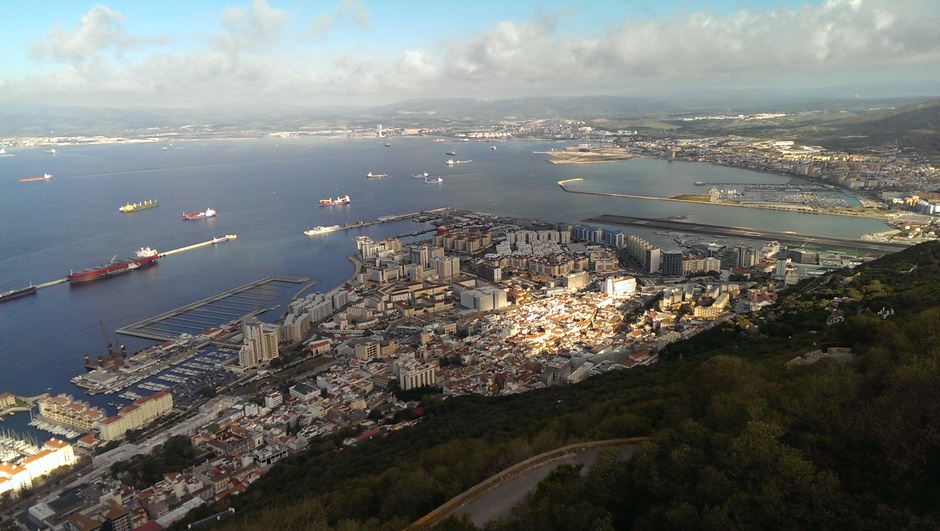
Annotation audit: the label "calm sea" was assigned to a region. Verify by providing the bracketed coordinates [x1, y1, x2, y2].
[0, 137, 890, 435]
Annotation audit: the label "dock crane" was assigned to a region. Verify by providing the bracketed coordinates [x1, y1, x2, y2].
[99, 320, 114, 356]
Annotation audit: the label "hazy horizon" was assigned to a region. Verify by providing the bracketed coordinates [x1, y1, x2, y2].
[1, 0, 938, 110]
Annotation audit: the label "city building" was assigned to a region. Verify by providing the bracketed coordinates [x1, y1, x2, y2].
[239, 316, 280, 368]
[37, 394, 105, 431]
[97, 392, 174, 442]
[603, 276, 637, 297]
[399, 362, 439, 390]
[460, 286, 509, 311]
[661, 250, 685, 276]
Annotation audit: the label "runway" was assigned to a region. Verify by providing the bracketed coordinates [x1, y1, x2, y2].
[585, 214, 913, 255]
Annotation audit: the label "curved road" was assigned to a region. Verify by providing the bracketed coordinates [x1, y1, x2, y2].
[456, 445, 639, 527]
[409, 439, 646, 530]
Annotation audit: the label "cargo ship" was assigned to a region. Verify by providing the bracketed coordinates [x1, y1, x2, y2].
[19, 173, 52, 183]
[119, 199, 159, 213]
[304, 225, 341, 236]
[412, 172, 429, 179]
[182, 208, 216, 220]
[67, 247, 159, 283]
[0, 285, 37, 303]
[366, 172, 388, 179]
[318, 195, 351, 207]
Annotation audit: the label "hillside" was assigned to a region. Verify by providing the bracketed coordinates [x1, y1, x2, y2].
[173, 241, 940, 530]
[797, 98, 940, 153]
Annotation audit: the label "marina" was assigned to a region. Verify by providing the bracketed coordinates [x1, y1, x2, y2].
[28, 419, 83, 440]
[115, 276, 308, 341]
[0, 430, 40, 462]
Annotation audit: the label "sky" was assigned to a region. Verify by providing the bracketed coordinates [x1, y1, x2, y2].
[1, 0, 938, 109]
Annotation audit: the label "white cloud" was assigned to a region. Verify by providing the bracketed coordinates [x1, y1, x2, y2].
[218, 0, 289, 50]
[309, 0, 369, 40]
[9, 0, 940, 108]
[31, 5, 144, 66]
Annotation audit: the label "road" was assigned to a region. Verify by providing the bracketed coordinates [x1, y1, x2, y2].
[409, 439, 645, 530]
[454, 445, 639, 527]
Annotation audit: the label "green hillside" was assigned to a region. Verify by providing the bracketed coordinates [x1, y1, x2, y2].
[796, 98, 940, 153]
[182, 241, 940, 530]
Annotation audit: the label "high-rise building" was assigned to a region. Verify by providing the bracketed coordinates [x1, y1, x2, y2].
[646, 248, 662, 274]
[661, 250, 684, 276]
[411, 245, 431, 267]
[432, 255, 461, 279]
[239, 316, 279, 368]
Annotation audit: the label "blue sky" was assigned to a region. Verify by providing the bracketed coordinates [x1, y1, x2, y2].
[1, 0, 938, 108]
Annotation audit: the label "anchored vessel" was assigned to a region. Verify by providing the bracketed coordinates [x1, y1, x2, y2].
[119, 199, 159, 213]
[182, 208, 217, 220]
[19, 173, 52, 183]
[304, 225, 341, 236]
[0, 285, 37, 303]
[67, 247, 159, 283]
[318, 195, 351, 207]
[366, 172, 388, 179]
[412, 172, 429, 179]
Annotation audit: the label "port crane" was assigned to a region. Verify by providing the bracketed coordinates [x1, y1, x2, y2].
[99, 320, 114, 356]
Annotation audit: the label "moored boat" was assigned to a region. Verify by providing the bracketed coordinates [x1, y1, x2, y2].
[182, 208, 217, 220]
[304, 225, 341, 236]
[0, 285, 37, 303]
[318, 195, 351, 206]
[119, 199, 159, 213]
[67, 247, 159, 284]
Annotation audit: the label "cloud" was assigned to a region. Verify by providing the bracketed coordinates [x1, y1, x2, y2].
[9, 0, 940, 108]
[218, 0, 289, 50]
[427, 0, 940, 98]
[309, 0, 369, 39]
[31, 5, 142, 65]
